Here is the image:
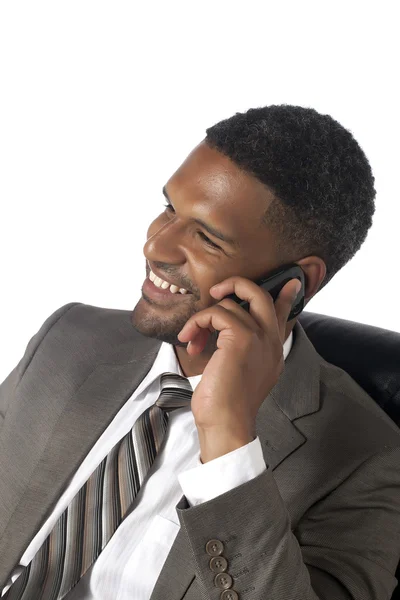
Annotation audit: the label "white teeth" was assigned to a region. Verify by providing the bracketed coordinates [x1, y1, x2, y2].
[149, 269, 189, 294]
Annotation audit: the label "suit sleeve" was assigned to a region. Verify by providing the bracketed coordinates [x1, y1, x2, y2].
[176, 445, 400, 600]
[0, 303, 81, 428]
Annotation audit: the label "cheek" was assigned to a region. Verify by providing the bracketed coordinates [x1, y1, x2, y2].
[194, 267, 221, 302]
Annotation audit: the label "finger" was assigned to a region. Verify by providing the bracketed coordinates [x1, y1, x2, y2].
[214, 297, 261, 332]
[180, 296, 259, 355]
[185, 328, 210, 355]
[178, 305, 246, 349]
[210, 276, 278, 335]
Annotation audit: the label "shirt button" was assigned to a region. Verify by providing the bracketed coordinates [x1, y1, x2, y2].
[214, 572, 233, 589]
[220, 590, 239, 600]
[205, 539, 224, 556]
[209, 556, 228, 573]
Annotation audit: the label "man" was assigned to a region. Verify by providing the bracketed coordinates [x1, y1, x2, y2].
[1, 104, 399, 599]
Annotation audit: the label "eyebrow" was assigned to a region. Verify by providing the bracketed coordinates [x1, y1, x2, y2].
[162, 186, 238, 248]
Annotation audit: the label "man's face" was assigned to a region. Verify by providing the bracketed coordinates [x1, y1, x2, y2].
[131, 140, 286, 347]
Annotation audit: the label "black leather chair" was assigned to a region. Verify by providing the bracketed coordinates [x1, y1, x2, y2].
[298, 311, 400, 599]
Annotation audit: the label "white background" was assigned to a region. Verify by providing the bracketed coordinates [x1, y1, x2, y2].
[0, 0, 399, 382]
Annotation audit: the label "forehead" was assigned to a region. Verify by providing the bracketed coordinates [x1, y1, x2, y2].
[167, 141, 274, 239]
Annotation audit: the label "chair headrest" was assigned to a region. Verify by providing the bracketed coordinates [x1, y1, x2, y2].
[298, 311, 400, 427]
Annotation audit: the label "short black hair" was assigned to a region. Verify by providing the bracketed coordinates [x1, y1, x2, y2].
[205, 104, 376, 293]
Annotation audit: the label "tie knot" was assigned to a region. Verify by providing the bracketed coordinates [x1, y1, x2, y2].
[156, 372, 193, 412]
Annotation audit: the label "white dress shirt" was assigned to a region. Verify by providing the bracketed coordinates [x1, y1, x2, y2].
[2, 331, 293, 599]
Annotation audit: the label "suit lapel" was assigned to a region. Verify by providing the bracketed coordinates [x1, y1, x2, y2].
[0, 337, 162, 588]
[0, 316, 321, 598]
[258, 320, 321, 469]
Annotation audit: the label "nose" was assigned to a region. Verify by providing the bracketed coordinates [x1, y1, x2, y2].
[143, 219, 185, 266]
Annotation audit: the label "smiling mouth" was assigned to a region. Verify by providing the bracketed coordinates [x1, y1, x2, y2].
[147, 265, 192, 294]
[142, 277, 193, 303]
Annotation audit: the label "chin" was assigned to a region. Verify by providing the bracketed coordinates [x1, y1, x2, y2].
[130, 307, 187, 347]
[130, 294, 197, 346]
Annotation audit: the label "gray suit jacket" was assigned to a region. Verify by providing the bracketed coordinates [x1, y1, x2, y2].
[0, 302, 400, 600]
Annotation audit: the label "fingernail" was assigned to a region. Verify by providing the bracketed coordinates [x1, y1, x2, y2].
[294, 280, 302, 294]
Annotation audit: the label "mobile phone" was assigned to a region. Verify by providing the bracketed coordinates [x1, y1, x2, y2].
[222, 263, 305, 322]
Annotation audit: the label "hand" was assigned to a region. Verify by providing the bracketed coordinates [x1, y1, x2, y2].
[177, 276, 301, 463]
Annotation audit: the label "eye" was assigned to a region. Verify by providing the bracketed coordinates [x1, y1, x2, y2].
[197, 231, 221, 249]
[162, 203, 221, 250]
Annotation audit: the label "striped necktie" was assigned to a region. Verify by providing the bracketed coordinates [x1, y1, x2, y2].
[4, 372, 193, 600]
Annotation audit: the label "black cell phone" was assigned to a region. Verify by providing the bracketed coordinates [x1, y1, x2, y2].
[222, 263, 305, 322]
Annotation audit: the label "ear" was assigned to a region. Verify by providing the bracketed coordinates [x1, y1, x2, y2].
[295, 257, 327, 300]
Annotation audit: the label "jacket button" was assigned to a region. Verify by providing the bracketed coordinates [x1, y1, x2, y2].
[205, 539, 224, 556]
[214, 572, 233, 589]
[209, 556, 228, 573]
[220, 590, 239, 600]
